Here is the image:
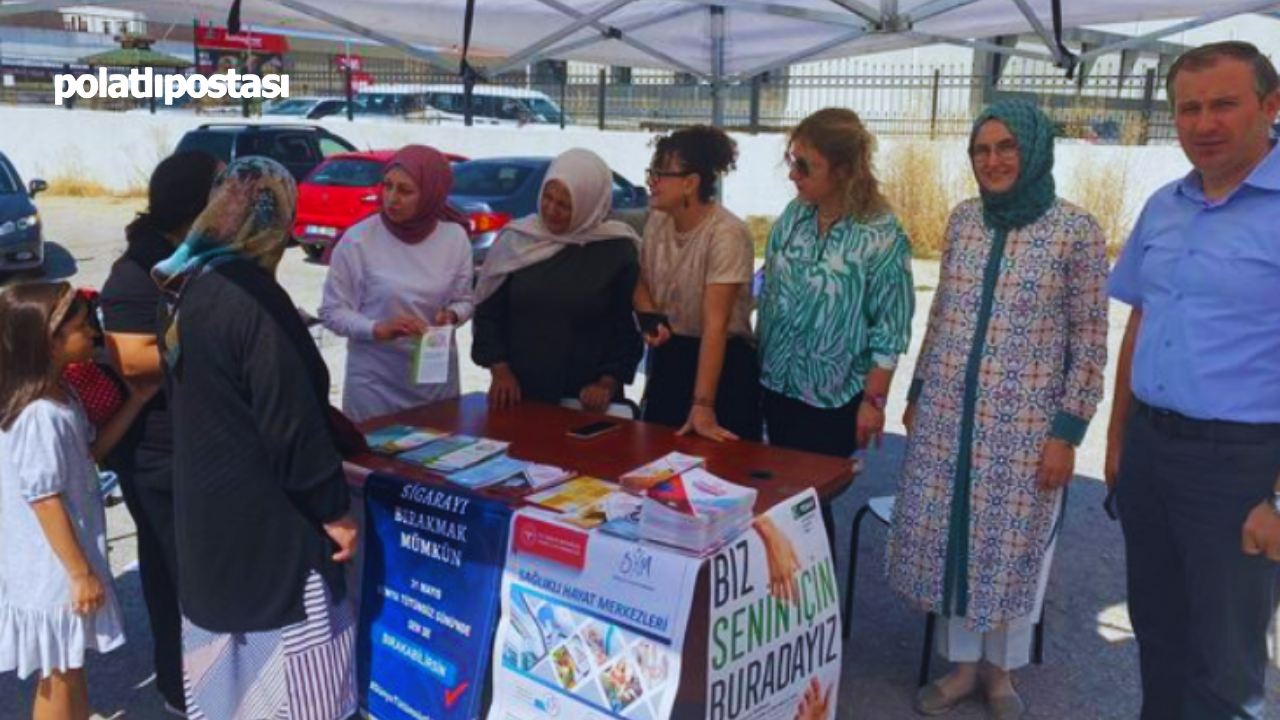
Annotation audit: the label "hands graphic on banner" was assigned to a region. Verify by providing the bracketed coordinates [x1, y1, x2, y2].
[794, 677, 833, 720]
[753, 516, 801, 604]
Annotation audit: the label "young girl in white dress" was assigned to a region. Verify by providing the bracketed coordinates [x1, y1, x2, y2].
[0, 282, 155, 719]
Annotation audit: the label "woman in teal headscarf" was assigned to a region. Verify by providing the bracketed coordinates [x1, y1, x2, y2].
[886, 101, 1109, 719]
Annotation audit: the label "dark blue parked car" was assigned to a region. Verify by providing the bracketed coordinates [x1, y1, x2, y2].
[449, 157, 649, 267]
[0, 152, 47, 273]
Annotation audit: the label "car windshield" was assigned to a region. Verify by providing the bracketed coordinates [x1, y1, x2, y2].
[525, 98, 563, 123]
[175, 133, 234, 162]
[264, 99, 314, 115]
[307, 159, 385, 187]
[452, 162, 537, 197]
[0, 161, 18, 194]
[358, 93, 420, 115]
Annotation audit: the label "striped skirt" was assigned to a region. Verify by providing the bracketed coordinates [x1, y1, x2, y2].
[181, 572, 357, 720]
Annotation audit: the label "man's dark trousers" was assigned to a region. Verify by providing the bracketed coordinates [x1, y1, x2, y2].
[1117, 405, 1280, 720]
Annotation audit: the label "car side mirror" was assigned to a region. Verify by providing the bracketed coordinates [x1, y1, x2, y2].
[29, 179, 47, 198]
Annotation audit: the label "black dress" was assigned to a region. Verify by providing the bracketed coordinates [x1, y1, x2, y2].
[99, 220, 185, 709]
[163, 258, 350, 632]
[472, 237, 644, 405]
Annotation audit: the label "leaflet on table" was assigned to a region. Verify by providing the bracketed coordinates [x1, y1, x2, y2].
[482, 464, 579, 503]
[411, 325, 454, 385]
[619, 451, 705, 491]
[488, 510, 701, 720]
[397, 435, 510, 472]
[365, 424, 449, 454]
[706, 489, 841, 720]
[445, 455, 529, 489]
[358, 474, 512, 720]
[525, 477, 621, 529]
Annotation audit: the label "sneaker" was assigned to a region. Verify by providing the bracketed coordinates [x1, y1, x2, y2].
[163, 701, 187, 718]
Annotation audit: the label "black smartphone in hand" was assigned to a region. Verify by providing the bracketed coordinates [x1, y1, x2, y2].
[634, 311, 670, 337]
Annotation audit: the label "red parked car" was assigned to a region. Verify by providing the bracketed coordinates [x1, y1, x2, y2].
[293, 149, 468, 262]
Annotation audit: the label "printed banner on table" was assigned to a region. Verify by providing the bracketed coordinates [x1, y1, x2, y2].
[358, 473, 512, 720]
[707, 489, 841, 720]
[488, 510, 701, 720]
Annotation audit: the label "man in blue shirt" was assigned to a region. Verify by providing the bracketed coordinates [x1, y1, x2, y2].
[1107, 41, 1280, 720]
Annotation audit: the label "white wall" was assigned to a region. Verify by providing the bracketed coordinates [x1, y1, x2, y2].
[1, 105, 1191, 225]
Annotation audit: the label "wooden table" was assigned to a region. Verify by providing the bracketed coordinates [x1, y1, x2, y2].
[353, 393, 857, 511]
[350, 395, 858, 718]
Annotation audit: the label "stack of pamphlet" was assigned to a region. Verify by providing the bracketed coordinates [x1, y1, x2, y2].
[639, 467, 757, 554]
[619, 451, 704, 491]
[396, 434, 510, 472]
[364, 424, 448, 454]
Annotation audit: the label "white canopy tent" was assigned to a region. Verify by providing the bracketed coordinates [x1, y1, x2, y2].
[5, 0, 1279, 121]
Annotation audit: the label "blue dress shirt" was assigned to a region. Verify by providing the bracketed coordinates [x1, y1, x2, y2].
[1109, 141, 1280, 423]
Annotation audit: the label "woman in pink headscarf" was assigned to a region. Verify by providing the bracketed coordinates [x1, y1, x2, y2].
[320, 145, 475, 421]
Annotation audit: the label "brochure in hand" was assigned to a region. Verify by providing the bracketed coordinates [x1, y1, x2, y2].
[364, 425, 449, 454]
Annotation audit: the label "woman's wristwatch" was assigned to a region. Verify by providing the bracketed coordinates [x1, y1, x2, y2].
[862, 392, 888, 411]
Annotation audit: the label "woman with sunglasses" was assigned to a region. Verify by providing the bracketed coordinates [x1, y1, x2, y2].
[887, 101, 1108, 720]
[634, 125, 761, 442]
[757, 108, 915, 533]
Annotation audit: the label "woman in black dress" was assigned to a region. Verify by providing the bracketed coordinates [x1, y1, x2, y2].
[472, 148, 644, 413]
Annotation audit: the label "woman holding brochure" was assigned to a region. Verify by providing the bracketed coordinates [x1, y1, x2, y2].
[320, 144, 475, 422]
[472, 148, 644, 413]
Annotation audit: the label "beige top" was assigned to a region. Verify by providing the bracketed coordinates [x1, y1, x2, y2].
[640, 204, 755, 340]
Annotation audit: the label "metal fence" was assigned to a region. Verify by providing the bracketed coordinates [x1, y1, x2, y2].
[281, 51, 1175, 144]
[0, 44, 1175, 144]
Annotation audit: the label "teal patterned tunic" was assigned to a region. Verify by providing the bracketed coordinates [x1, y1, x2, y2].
[886, 198, 1109, 632]
[758, 199, 915, 408]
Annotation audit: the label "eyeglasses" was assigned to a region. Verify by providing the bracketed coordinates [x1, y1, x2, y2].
[645, 167, 694, 182]
[969, 140, 1020, 163]
[784, 152, 811, 178]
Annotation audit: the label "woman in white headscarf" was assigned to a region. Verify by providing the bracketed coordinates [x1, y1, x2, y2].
[472, 148, 644, 413]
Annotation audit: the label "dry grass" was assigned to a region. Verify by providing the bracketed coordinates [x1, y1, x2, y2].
[746, 215, 772, 258]
[881, 140, 973, 258]
[1062, 151, 1135, 258]
[44, 150, 152, 199]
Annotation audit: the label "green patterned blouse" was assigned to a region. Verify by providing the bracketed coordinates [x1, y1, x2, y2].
[758, 199, 915, 408]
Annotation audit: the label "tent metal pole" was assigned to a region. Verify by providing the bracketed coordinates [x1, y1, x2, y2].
[1077, 0, 1280, 63]
[489, 0, 635, 75]
[267, 0, 446, 66]
[727, 28, 869, 83]
[531, 0, 708, 79]
[1009, 0, 1067, 67]
[906, 0, 988, 25]
[902, 31, 1057, 64]
[673, 0, 866, 29]
[823, 0, 881, 24]
[710, 5, 726, 127]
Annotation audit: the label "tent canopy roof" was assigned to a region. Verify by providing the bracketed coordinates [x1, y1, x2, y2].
[10, 0, 1280, 78]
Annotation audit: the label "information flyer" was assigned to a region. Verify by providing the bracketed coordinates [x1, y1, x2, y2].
[488, 510, 701, 720]
[358, 474, 512, 720]
[706, 490, 842, 720]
